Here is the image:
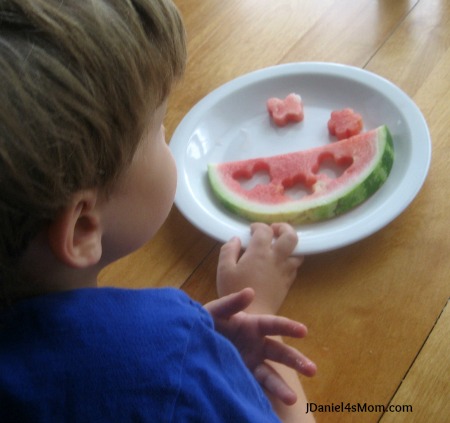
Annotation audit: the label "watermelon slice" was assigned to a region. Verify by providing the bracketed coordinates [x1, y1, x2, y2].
[207, 125, 394, 224]
[267, 93, 304, 127]
[328, 108, 363, 140]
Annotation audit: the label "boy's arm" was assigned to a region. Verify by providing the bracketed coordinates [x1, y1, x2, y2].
[213, 223, 316, 422]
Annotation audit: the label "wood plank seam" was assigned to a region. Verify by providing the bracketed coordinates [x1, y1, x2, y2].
[378, 298, 450, 422]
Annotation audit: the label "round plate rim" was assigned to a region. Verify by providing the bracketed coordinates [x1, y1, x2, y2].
[170, 62, 431, 254]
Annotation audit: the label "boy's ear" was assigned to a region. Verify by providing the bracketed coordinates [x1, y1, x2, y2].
[47, 190, 103, 268]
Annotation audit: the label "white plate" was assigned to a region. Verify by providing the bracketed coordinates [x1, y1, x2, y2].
[170, 62, 431, 254]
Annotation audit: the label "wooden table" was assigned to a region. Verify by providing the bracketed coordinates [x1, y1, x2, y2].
[99, 1, 450, 421]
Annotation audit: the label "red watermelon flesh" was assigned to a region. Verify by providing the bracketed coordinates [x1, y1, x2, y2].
[328, 108, 364, 140]
[207, 125, 394, 224]
[267, 93, 304, 127]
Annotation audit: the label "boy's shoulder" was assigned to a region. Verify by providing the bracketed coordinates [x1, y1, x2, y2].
[1, 287, 207, 341]
[0, 288, 202, 418]
[0, 287, 279, 422]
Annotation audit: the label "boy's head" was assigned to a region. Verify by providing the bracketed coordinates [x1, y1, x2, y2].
[0, 0, 186, 301]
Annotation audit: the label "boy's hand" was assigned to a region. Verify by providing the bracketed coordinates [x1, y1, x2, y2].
[217, 223, 303, 314]
[204, 288, 317, 405]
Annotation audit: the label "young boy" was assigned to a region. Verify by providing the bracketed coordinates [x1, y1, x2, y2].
[0, 1, 316, 421]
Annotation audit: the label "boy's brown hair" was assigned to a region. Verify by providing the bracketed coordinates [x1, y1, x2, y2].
[0, 0, 186, 302]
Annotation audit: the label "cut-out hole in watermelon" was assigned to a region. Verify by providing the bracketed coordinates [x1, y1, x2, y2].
[282, 175, 314, 200]
[315, 153, 353, 179]
[234, 168, 271, 191]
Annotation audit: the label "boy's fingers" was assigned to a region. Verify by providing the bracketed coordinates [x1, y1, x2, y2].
[288, 255, 305, 270]
[253, 363, 298, 405]
[205, 288, 255, 319]
[271, 222, 296, 237]
[256, 316, 308, 338]
[248, 223, 274, 250]
[218, 236, 242, 267]
[271, 223, 299, 256]
[263, 339, 317, 377]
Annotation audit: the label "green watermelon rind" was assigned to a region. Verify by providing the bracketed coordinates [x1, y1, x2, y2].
[207, 125, 394, 224]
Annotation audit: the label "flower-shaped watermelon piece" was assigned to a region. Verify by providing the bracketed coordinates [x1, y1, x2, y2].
[328, 108, 364, 140]
[267, 93, 304, 127]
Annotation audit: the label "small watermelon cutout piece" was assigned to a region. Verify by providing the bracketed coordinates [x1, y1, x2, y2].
[267, 93, 304, 127]
[207, 125, 394, 224]
[328, 108, 364, 140]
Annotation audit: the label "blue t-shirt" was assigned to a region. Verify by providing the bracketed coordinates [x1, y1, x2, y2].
[0, 288, 280, 422]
